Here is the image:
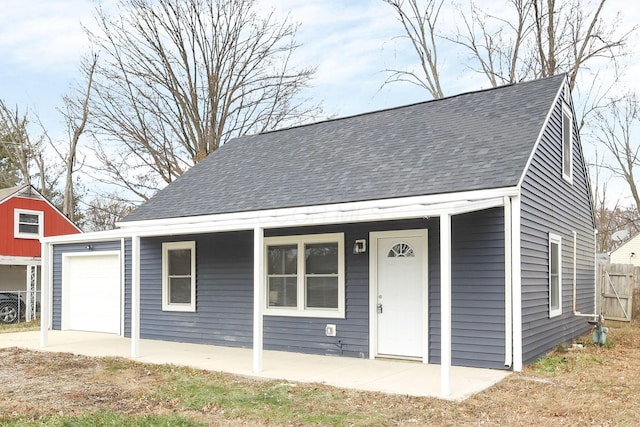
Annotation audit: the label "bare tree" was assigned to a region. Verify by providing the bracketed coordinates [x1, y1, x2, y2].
[0, 142, 20, 188]
[0, 101, 56, 195]
[47, 54, 98, 220]
[0, 101, 33, 186]
[383, 0, 445, 99]
[82, 193, 135, 231]
[86, 0, 319, 200]
[530, 0, 633, 91]
[451, 0, 534, 86]
[386, 0, 636, 93]
[592, 92, 640, 213]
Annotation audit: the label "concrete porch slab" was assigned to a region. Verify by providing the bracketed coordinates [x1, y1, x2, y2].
[0, 330, 510, 401]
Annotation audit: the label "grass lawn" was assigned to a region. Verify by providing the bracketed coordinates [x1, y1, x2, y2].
[0, 319, 40, 333]
[1, 322, 640, 426]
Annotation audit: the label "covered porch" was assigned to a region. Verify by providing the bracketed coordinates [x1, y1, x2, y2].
[1, 330, 509, 401]
[41, 187, 523, 398]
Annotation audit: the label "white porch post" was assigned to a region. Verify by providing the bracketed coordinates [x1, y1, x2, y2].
[504, 197, 513, 368]
[253, 226, 264, 373]
[131, 235, 141, 358]
[39, 242, 49, 347]
[511, 196, 523, 371]
[440, 212, 452, 397]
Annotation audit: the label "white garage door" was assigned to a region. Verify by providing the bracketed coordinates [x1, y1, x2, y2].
[64, 253, 121, 334]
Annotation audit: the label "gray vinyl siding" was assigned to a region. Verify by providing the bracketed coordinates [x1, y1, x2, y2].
[51, 240, 123, 330]
[520, 87, 596, 364]
[429, 208, 506, 369]
[50, 215, 508, 369]
[139, 231, 254, 347]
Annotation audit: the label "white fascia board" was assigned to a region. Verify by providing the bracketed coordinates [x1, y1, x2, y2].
[117, 187, 519, 229]
[44, 188, 516, 244]
[0, 255, 41, 265]
[517, 75, 567, 188]
[42, 228, 130, 244]
[114, 196, 508, 239]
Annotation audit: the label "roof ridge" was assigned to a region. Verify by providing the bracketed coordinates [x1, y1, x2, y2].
[252, 74, 566, 138]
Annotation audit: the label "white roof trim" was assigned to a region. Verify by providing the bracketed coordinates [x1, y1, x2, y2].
[44, 187, 517, 244]
[517, 74, 567, 188]
[117, 187, 519, 229]
[0, 255, 41, 265]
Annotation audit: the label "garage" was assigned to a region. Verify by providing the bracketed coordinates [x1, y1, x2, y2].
[62, 252, 121, 334]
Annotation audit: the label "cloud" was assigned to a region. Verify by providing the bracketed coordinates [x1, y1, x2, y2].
[0, 0, 97, 71]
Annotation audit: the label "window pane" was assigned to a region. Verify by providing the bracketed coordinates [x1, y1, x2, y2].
[19, 224, 39, 234]
[305, 243, 338, 274]
[306, 277, 338, 309]
[19, 213, 40, 224]
[550, 276, 559, 309]
[550, 242, 558, 274]
[169, 249, 191, 276]
[550, 241, 560, 310]
[268, 245, 297, 275]
[268, 277, 297, 307]
[169, 277, 191, 304]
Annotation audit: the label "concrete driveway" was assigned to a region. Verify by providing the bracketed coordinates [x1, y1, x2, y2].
[0, 330, 509, 401]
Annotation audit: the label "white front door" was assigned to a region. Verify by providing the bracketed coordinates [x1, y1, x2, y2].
[372, 230, 428, 359]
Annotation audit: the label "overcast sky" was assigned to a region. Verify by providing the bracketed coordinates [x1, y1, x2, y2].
[1, 0, 638, 128]
[0, 0, 639, 202]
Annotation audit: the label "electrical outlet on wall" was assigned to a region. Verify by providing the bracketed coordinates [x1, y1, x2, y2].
[325, 324, 337, 337]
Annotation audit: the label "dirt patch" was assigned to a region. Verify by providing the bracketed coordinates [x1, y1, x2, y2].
[2, 323, 640, 425]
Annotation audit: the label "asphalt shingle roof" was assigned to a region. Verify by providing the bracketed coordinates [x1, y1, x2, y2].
[0, 184, 27, 205]
[122, 74, 565, 222]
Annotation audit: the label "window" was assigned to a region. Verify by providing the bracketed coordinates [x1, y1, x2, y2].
[549, 233, 562, 318]
[265, 233, 344, 318]
[14, 209, 43, 239]
[562, 105, 573, 182]
[162, 241, 196, 312]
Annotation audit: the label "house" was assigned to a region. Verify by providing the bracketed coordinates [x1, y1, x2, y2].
[41, 74, 596, 396]
[609, 232, 640, 266]
[0, 184, 81, 320]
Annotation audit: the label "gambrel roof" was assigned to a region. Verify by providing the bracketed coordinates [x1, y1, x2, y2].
[123, 74, 566, 222]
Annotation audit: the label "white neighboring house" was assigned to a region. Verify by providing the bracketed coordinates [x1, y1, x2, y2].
[610, 233, 640, 266]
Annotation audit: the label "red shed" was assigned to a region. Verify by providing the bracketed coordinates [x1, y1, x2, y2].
[0, 184, 81, 322]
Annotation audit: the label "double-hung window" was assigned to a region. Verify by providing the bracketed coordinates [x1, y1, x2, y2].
[549, 233, 562, 318]
[265, 233, 345, 318]
[14, 209, 43, 239]
[162, 241, 196, 312]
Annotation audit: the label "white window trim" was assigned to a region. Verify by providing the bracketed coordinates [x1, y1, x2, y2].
[162, 241, 196, 312]
[549, 233, 562, 318]
[14, 208, 44, 239]
[562, 104, 573, 183]
[264, 232, 345, 319]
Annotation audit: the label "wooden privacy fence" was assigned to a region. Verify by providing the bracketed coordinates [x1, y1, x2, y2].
[597, 263, 640, 323]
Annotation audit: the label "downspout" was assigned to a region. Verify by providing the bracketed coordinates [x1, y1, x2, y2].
[572, 230, 598, 318]
[504, 196, 513, 368]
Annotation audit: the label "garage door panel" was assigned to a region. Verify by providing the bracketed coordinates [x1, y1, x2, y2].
[64, 254, 121, 334]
